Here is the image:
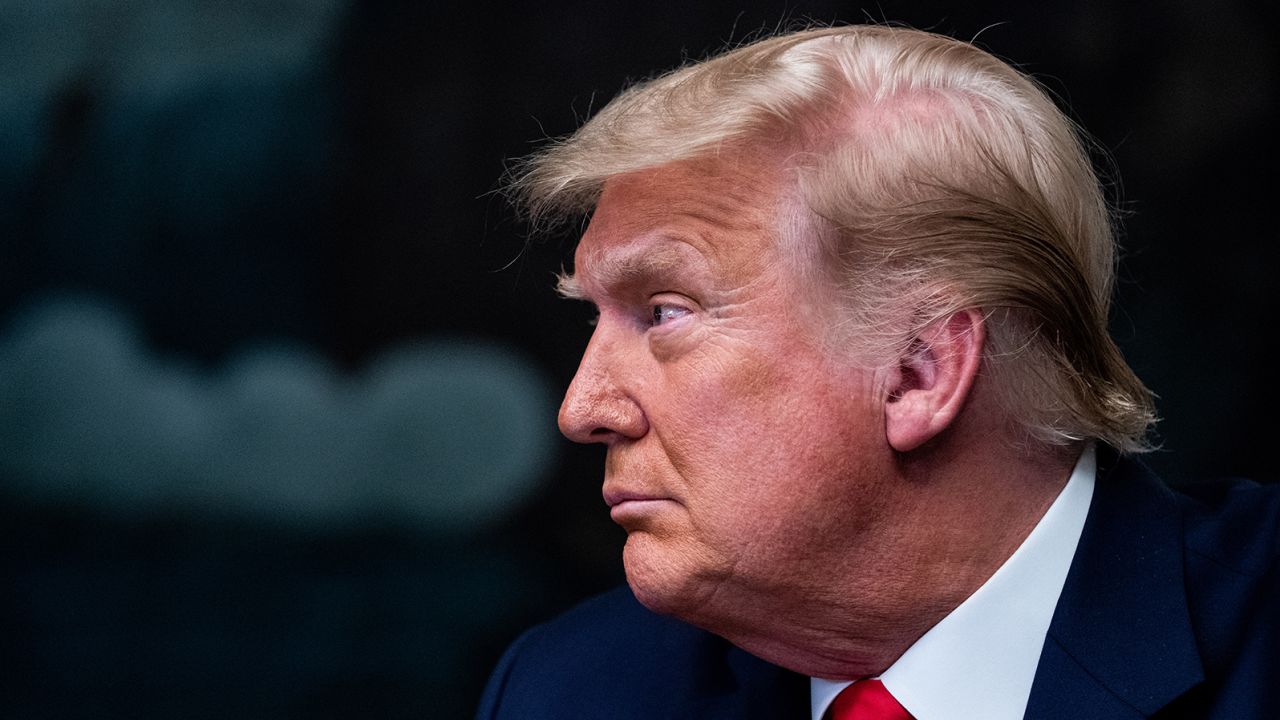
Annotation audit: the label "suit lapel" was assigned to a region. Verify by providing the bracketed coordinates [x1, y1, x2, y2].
[1025, 454, 1204, 719]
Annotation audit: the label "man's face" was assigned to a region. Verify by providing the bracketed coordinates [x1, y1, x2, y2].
[559, 152, 897, 627]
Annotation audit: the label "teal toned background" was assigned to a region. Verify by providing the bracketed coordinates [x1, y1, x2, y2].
[2, 1, 1275, 717]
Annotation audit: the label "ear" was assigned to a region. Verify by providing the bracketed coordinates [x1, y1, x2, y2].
[884, 308, 986, 453]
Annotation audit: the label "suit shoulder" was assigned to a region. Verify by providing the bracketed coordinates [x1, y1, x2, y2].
[476, 586, 737, 719]
[520, 585, 711, 663]
[1177, 478, 1280, 576]
[1166, 479, 1280, 710]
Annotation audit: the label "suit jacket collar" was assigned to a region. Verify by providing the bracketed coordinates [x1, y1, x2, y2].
[1025, 451, 1205, 719]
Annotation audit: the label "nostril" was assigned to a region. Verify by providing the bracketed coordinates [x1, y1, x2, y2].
[557, 399, 602, 445]
[558, 390, 647, 445]
[558, 342, 647, 443]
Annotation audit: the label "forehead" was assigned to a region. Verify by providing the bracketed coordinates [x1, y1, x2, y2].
[572, 154, 791, 288]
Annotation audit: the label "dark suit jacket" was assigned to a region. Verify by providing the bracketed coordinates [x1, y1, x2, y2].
[476, 456, 1279, 719]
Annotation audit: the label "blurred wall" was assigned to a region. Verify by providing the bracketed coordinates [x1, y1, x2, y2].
[1, 0, 1275, 717]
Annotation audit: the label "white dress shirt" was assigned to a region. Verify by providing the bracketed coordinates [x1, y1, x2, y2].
[810, 444, 1096, 720]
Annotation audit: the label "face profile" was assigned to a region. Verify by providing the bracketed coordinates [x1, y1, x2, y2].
[557, 152, 893, 630]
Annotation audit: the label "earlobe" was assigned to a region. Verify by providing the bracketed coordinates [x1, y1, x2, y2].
[884, 309, 985, 453]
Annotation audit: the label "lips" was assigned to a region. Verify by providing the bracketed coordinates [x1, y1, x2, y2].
[602, 484, 677, 529]
[602, 486, 666, 508]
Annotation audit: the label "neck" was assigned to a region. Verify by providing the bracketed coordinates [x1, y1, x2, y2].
[712, 418, 1081, 679]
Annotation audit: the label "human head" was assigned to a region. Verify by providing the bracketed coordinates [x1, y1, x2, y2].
[513, 24, 1155, 452]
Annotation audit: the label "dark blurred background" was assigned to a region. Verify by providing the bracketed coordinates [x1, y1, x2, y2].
[1, 0, 1275, 717]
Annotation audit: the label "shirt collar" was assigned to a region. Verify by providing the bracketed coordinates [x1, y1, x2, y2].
[810, 444, 1096, 720]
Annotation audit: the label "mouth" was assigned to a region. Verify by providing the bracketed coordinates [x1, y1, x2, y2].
[602, 487, 675, 525]
[603, 488, 660, 507]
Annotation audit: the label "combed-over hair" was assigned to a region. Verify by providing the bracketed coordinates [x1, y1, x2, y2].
[510, 24, 1156, 452]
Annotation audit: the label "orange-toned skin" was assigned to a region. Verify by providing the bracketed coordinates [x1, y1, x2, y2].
[558, 151, 1073, 680]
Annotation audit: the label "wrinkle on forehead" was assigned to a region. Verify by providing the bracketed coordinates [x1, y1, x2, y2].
[605, 156, 780, 237]
[561, 155, 792, 298]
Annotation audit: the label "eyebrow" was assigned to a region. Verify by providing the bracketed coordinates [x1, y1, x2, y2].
[556, 241, 699, 301]
[556, 271, 586, 300]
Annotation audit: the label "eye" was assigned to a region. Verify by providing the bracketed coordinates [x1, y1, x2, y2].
[650, 303, 690, 327]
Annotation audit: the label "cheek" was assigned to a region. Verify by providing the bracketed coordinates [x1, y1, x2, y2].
[656, 339, 789, 450]
[656, 336, 879, 502]
[663, 329, 867, 436]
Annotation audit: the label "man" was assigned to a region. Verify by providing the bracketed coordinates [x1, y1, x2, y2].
[477, 25, 1278, 719]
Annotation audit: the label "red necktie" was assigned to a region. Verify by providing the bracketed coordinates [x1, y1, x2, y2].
[828, 679, 914, 720]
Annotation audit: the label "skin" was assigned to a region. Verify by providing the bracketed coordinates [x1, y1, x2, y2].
[558, 150, 1076, 679]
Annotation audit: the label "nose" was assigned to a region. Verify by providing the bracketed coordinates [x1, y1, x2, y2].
[558, 327, 648, 444]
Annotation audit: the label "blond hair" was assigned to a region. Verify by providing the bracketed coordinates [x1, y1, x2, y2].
[511, 25, 1155, 452]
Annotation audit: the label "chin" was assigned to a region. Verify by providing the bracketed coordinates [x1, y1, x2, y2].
[626, 576, 681, 617]
[622, 536, 682, 614]
[622, 533, 721, 621]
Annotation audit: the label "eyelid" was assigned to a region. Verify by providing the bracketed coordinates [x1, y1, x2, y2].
[648, 293, 697, 328]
